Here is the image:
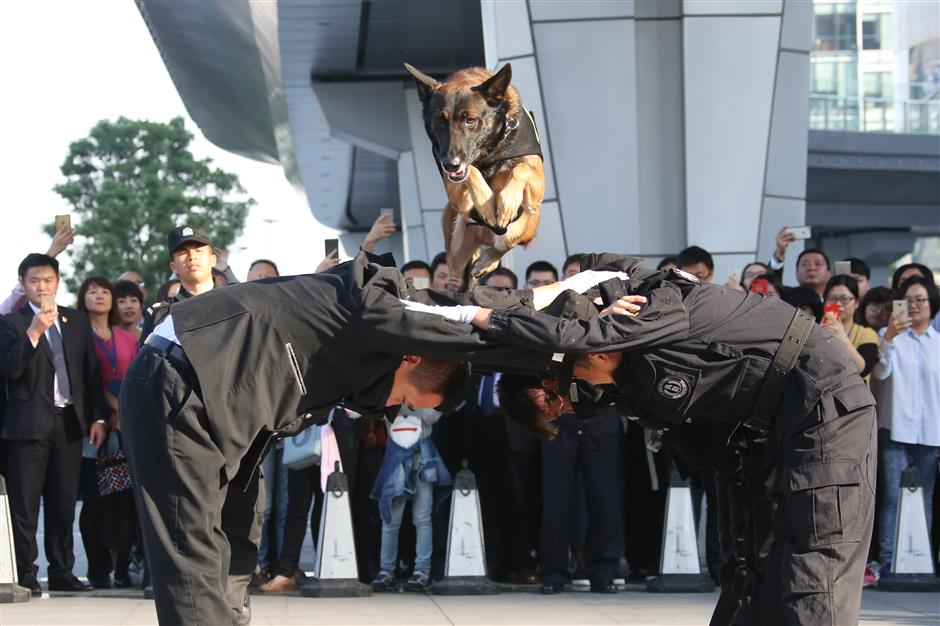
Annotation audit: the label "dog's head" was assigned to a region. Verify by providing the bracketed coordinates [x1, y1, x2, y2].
[404, 63, 516, 184]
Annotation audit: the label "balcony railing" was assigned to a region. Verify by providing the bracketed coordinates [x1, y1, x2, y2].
[809, 94, 939, 135]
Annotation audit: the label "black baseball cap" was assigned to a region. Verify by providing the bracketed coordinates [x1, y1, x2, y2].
[167, 225, 212, 256]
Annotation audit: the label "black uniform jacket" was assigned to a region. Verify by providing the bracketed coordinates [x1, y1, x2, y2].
[166, 251, 549, 480]
[485, 255, 875, 472]
[0, 305, 107, 439]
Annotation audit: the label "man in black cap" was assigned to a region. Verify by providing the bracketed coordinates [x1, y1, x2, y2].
[139, 225, 218, 343]
[413, 254, 876, 626]
[121, 247, 622, 625]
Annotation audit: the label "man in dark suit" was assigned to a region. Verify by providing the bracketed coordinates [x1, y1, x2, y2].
[0, 253, 107, 594]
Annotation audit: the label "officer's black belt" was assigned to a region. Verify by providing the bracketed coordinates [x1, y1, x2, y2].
[745, 310, 815, 432]
[144, 334, 192, 374]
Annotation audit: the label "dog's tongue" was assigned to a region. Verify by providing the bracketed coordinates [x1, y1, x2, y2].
[449, 166, 468, 181]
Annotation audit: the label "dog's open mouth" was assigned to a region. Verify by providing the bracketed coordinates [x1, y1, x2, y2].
[445, 165, 470, 183]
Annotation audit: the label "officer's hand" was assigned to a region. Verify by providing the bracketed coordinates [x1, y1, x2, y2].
[600, 295, 646, 318]
[884, 311, 912, 343]
[774, 226, 796, 263]
[89, 421, 108, 449]
[315, 250, 340, 273]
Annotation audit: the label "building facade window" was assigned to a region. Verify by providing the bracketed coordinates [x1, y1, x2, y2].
[814, 2, 858, 51]
[862, 12, 892, 50]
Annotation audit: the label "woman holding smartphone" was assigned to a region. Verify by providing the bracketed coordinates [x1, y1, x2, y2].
[871, 275, 940, 579]
[822, 275, 879, 381]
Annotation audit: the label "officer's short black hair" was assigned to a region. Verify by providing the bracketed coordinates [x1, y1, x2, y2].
[897, 275, 940, 320]
[796, 248, 830, 271]
[497, 373, 559, 440]
[676, 246, 714, 271]
[563, 253, 584, 273]
[483, 267, 518, 289]
[824, 274, 860, 301]
[114, 279, 144, 304]
[430, 252, 448, 276]
[525, 261, 558, 282]
[843, 257, 870, 279]
[18, 253, 59, 279]
[782, 286, 823, 322]
[401, 260, 432, 276]
[249, 259, 280, 277]
[410, 358, 467, 399]
[891, 263, 933, 292]
[656, 256, 678, 271]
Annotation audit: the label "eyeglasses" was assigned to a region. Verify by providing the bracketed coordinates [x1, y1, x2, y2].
[866, 303, 892, 314]
[905, 297, 929, 307]
[825, 295, 855, 305]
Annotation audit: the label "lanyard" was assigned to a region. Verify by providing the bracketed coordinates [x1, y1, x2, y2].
[93, 330, 118, 378]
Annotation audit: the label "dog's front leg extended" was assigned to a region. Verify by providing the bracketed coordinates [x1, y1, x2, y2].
[462, 166, 498, 224]
[495, 162, 533, 229]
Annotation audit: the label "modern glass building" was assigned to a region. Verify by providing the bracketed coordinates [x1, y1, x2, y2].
[136, 0, 938, 284]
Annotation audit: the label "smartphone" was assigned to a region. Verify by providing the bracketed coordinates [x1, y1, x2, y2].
[324, 238, 339, 259]
[40, 294, 56, 312]
[411, 276, 430, 290]
[823, 302, 840, 320]
[54, 214, 71, 232]
[380, 207, 394, 221]
[785, 225, 812, 240]
[893, 299, 909, 320]
[750, 278, 769, 295]
[834, 260, 852, 276]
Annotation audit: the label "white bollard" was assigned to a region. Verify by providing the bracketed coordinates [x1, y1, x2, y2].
[647, 470, 715, 593]
[0, 476, 30, 603]
[432, 463, 499, 595]
[300, 462, 370, 597]
[878, 467, 940, 592]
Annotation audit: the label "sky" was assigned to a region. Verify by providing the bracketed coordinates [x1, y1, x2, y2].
[0, 1, 336, 298]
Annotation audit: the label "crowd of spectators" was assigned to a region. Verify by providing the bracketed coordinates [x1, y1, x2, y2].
[0, 217, 937, 598]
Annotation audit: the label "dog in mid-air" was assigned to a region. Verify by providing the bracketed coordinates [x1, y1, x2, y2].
[404, 63, 545, 289]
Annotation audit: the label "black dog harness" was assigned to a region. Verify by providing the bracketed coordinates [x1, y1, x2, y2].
[466, 109, 543, 234]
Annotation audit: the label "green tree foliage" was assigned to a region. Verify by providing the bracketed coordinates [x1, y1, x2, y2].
[50, 116, 252, 294]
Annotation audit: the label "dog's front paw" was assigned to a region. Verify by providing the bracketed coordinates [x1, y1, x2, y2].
[496, 186, 524, 228]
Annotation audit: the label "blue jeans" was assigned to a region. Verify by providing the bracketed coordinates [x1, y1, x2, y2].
[258, 446, 289, 570]
[877, 430, 939, 564]
[379, 478, 433, 575]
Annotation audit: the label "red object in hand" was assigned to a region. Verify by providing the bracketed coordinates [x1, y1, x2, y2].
[823, 302, 840, 319]
[750, 279, 769, 295]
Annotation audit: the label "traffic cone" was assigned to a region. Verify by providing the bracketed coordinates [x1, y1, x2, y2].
[432, 462, 498, 595]
[0, 476, 30, 603]
[878, 467, 940, 592]
[647, 469, 715, 593]
[300, 462, 371, 597]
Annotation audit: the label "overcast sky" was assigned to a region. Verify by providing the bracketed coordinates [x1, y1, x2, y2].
[1, 0, 337, 298]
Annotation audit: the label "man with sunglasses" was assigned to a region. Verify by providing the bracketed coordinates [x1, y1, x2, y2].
[413, 253, 876, 626]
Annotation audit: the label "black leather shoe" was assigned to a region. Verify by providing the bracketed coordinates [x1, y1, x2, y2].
[88, 576, 112, 589]
[590, 581, 619, 594]
[48, 575, 92, 592]
[540, 582, 565, 595]
[18, 575, 42, 596]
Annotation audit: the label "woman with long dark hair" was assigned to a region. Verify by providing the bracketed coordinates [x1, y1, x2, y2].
[75, 277, 139, 588]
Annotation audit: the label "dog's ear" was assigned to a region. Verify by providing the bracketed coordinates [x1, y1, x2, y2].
[472, 64, 512, 107]
[404, 63, 440, 104]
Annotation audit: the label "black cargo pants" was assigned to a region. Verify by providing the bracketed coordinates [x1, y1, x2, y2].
[121, 346, 262, 625]
[760, 379, 877, 626]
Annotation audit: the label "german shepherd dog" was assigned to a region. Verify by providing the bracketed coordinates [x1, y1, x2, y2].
[405, 63, 545, 288]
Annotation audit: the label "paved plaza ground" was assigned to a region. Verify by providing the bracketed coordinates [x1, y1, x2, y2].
[2, 586, 939, 625]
